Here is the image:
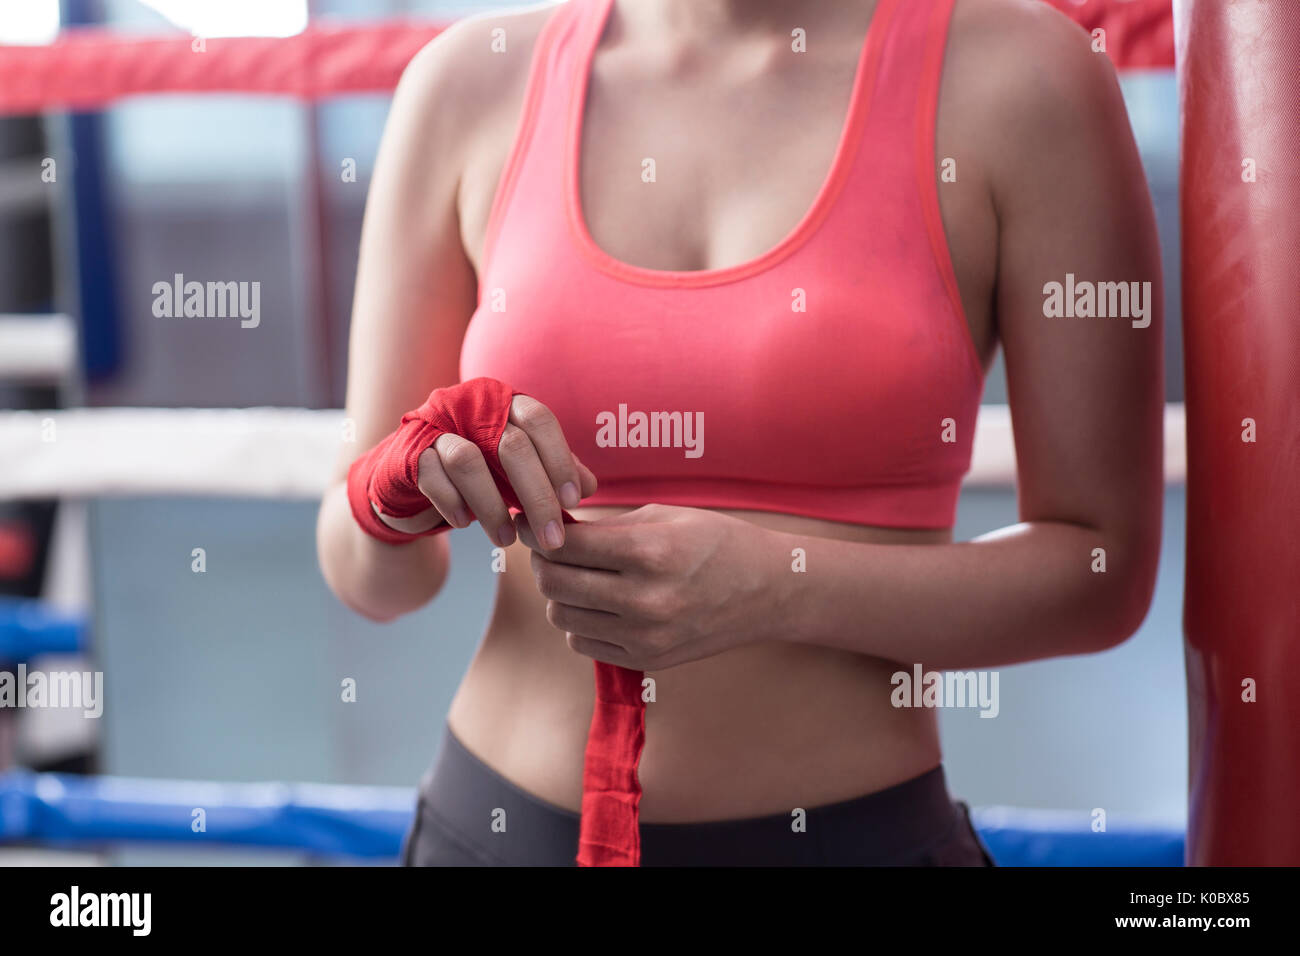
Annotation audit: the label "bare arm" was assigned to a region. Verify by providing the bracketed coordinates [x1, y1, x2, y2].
[766, 4, 1165, 668]
[317, 18, 520, 622]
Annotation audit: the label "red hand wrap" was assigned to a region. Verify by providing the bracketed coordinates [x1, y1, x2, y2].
[346, 377, 521, 544]
[345, 377, 646, 865]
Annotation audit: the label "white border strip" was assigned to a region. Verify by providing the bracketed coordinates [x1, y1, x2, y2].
[0, 404, 1187, 500]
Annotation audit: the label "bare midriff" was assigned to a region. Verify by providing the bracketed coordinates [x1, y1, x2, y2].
[447, 505, 948, 823]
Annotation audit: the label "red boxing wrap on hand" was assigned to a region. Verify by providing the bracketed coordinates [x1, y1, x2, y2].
[346, 376, 521, 544]
[345, 377, 646, 866]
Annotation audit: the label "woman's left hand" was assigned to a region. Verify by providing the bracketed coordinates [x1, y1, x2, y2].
[515, 504, 781, 670]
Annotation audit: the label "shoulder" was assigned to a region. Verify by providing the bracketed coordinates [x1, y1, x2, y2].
[386, 3, 566, 164]
[944, 0, 1135, 197]
[948, 0, 1115, 78]
[948, 0, 1127, 124]
[401, 2, 563, 98]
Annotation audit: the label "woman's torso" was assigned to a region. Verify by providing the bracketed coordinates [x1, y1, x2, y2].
[444, 0, 999, 822]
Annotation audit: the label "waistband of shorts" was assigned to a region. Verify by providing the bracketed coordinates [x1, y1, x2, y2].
[420, 723, 964, 866]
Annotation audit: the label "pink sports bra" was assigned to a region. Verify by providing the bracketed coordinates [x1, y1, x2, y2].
[460, 0, 986, 530]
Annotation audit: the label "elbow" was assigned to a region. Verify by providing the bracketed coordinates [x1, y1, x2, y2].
[345, 556, 449, 624]
[1091, 530, 1161, 652]
[317, 535, 382, 623]
[1092, 581, 1155, 652]
[340, 592, 405, 626]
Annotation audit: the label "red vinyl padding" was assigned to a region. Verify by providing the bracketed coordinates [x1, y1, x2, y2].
[1177, 0, 1300, 866]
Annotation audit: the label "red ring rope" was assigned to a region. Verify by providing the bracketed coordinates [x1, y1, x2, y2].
[0, 21, 445, 115]
[0, 1, 1172, 117]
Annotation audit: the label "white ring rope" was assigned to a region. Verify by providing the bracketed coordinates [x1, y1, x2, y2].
[0, 404, 1187, 501]
[0, 407, 345, 500]
[0, 315, 77, 384]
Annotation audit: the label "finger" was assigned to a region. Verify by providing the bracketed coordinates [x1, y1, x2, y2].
[498, 424, 566, 551]
[572, 453, 598, 499]
[530, 549, 624, 613]
[545, 600, 627, 646]
[510, 395, 584, 510]
[513, 514, 647, 572]
[434, 433, 515, 547]
[413, 446, 468, 528]
[513, 513, 621, 570]
[565, 632, 639, 668]
[373, 501, 447, 536]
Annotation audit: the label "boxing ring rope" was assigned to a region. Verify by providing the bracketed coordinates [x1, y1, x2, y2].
[0, 0, 1174, 119]
[0, 770, 416, 860]
[0, 21, 446, 115]
[0, 315, 77, 384]
[0, 598, 86, 662]
[0, 0, 1220, 866]
[0, 401, 1190, 501]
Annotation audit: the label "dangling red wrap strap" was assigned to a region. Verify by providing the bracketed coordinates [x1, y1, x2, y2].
[345, 377, 646, 865]
[578, 662, 646, 866]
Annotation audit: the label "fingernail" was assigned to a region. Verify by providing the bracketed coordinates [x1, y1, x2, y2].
[543, 520, 563, 550]
[496, 523, 516, 547]
[450, 508, 470, 528]
[559, 481, 580, 509]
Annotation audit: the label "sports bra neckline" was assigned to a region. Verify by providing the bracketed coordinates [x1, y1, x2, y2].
[564, 0, 900, 289]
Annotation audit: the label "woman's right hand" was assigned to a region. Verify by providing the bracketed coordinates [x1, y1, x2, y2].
[377, 394, 597, 550]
